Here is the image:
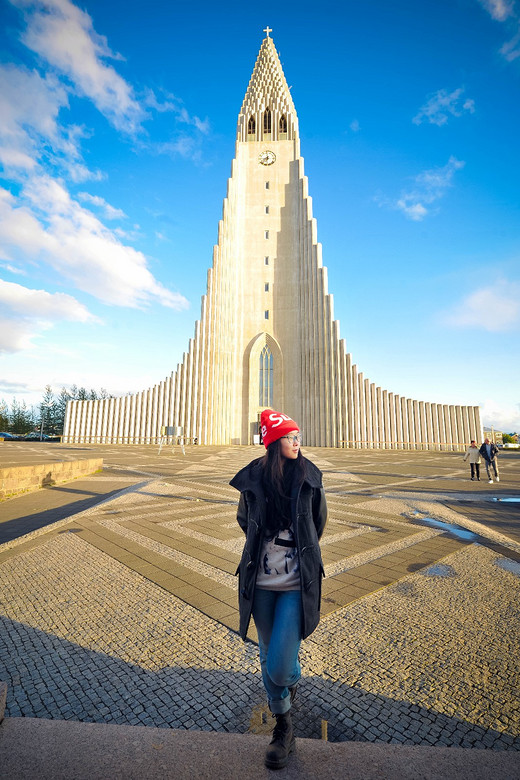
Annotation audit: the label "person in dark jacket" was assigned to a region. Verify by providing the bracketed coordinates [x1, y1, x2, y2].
[230, 409, 327, 770]
[479, 438, 500, 483]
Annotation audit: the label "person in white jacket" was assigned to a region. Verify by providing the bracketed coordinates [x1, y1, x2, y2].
[463, 440, 481, 481]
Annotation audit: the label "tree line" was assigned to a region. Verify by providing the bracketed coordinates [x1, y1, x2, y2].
[0, 384, 110, 435]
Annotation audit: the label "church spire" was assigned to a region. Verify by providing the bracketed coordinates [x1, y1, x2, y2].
[237, 33, 298, 142]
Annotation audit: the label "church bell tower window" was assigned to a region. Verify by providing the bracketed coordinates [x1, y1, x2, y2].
[279, 114, 287, 138]
[247, 115, 256, 138]
[263, 107, 271, 138]
[259, 345, 273, 407]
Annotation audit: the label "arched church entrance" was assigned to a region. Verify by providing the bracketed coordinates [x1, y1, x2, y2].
[243, 333, 283, 444]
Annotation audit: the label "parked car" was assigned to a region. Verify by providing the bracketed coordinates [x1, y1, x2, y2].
[23, 432, 53, 441]
[0, 431, 22, 440]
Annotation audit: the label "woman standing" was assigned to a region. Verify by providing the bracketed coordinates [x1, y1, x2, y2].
[230, 409, 327, 770]
[463, 440, 481, 481]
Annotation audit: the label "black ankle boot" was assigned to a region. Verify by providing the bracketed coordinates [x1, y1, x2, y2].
[265, 711, 295, 770]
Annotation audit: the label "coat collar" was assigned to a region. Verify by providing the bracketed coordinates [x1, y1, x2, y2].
[230, 455, 323, 492]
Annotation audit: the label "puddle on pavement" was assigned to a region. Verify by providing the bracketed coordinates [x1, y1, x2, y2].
[420, 563, 456, 578]
[491, 497, 520, 503]
[411, 514, 478, 541]
[495, 558, 520, 577]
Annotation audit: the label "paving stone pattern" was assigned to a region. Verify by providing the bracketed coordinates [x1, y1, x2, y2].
[0, 445, 519, 749]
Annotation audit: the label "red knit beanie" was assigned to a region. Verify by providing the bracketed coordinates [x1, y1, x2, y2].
[260, 409, 299, 448]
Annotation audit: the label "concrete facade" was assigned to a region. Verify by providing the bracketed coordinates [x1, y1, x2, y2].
[63, 34, 482, 449]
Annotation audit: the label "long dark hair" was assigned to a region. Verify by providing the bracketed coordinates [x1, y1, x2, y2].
[261, 438, 306, 533]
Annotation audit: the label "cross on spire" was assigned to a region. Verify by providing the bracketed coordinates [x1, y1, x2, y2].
[263, 26, 272, 38]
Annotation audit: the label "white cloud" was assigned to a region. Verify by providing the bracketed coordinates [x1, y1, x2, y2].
[477, 0, 515, 22]
[476, 0, 520, 61]
[144, 89, 210, 135]
[12, 0, 146, 134]
[441, 279, 520, 331]
[415, 157, 465, 190]
[0, 187, 49, 260]
[0, 379, 32, 394]
[413, 88, 475, 126]
[10, 0, 210, 142]
[500, 28, 520, 60]
[395, 200, 428, 220]
[77, 192, 126, 220]
[0, 62, 103, 183]
[0, 278, 95, 321]
[349, 119, 360, 132]
[377, 157, 465, 221]
[0, 316, 41, 353]
[480, 398, 520, 433]
[0, 278, 98, 354]
[156, 136, 203, 161]
[2, 2, 210, 176]
[0, 262, 26, 276]
[0, 63, 70, 172]
[177, 107, 210, 134]
[0, 179, 189, 310]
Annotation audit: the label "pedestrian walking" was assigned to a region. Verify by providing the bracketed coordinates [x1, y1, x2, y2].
[463, 440, 481, 481]
[230, 409, 327, 770]
[479, 437, 500, 483]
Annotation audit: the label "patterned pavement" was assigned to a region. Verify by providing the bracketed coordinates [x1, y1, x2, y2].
[1, 444, 519, 748]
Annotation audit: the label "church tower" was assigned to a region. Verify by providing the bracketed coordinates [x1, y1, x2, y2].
[63, 32, 482, 449]
[194, 29, 341, 445]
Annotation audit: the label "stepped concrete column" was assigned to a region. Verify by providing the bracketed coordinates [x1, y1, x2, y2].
[419, 401, 426, 450]
[365, 378, 372, 448]
[455, 406, 464, 451]
[382, 390, 390, 449]
[352, 365, 360, 448]
[425, 402, 433, 450]
[358, 373, 365, 448]
[448, 405, 457, 451]
[400, 397, 407, 450]
[431, 404, 438, 449]
[407, 399, 414, 450]
[376, 386, 383, 447]
[413, 400, 421, 450]
[441, 405, 449, 449]
[393, 395, 401, 449]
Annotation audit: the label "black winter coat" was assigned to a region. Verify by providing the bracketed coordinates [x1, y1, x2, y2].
[479, 442, 499, 462]
[230, 456, 328, 641]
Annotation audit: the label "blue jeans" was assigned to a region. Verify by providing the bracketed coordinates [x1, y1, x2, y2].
[484, 459, 499, 479]
[252, 588, 302, 715]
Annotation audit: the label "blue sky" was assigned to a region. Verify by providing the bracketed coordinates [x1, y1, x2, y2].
[0, 0, 519, 432]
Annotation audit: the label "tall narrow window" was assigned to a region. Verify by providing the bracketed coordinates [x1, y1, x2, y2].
[259, 345, 273, 407]
[247, 115, 256, 135]
[265, 205, 269, 214]
[264, 230, 269, 239]
[279, 115, 287, 133]
[263, 107, 271, 134]
[265, 283, 269, 292]
[264, 256, 269, 265]
[264, 310, 269, 319]
[265, 181, 270, 190]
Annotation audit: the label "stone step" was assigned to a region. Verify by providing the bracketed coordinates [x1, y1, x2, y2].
[1, 716, 518, 780]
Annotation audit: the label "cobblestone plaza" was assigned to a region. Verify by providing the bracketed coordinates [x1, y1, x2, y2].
[1, 444, 519, 751]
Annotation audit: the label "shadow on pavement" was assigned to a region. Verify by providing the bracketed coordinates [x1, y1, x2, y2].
[0, 488, 127, 545]
[0, 617, 517, 750]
